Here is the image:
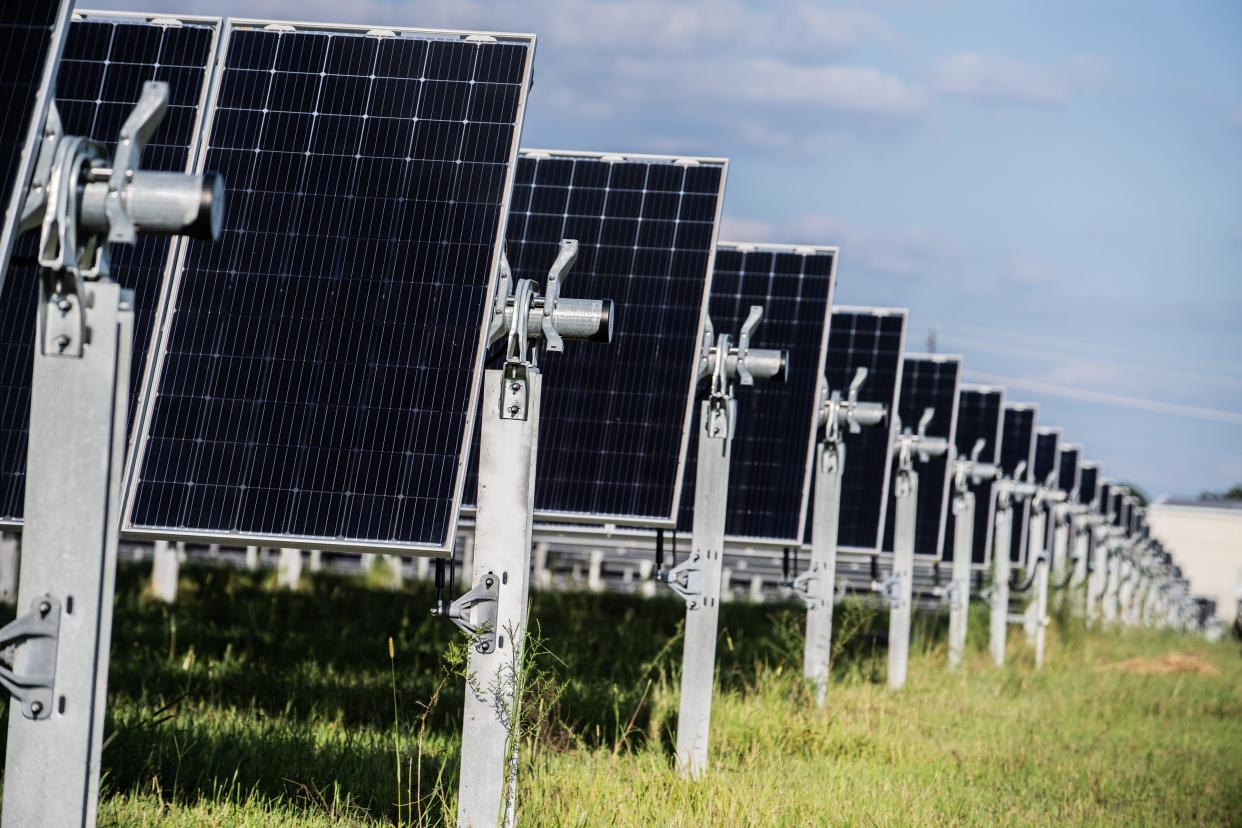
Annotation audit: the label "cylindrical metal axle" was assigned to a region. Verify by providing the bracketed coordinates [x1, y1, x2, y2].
[703, 347, 788, 383]
[505, 297, 614, 344]
[79, 171, 224, 240]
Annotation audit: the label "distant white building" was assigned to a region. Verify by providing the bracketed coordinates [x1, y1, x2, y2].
[1147, 498, 1242, 624]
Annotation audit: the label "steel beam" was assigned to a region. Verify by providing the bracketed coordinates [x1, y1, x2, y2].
[803, 439, 843, 704]
[947, 489, 974, 669]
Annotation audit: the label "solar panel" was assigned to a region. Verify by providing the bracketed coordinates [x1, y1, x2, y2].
[880, 354, 961, 559]
[673, 243, 835, 543]
[1077, 461, 1098, 507]
[1032, 427, 1061, 489]
[464, 149, 727, 526]
[1113, 492, 1130, 529]
[1, 11, 221, 526]
[941, 384, 1004, 566]
[1097, 480, 1113, 518]
[999, 403, 1038, 564]
[123, 20, 536, 553]
[0, 0, 73, 296]
[803, 307, 906, 553]
[1057, 444, 1081, 497]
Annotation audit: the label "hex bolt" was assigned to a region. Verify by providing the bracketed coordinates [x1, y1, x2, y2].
[508, 405, 520, 415]
[54, 334, 71, 352]
[38, 600, 51, 616]
[30, 701, 43, 716]
[510, 382, 521, 391]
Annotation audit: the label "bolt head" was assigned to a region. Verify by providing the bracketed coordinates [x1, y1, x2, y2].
[510, 382, 521, 391]
[38, 600, 51, 615]
[30, 701, 42, 715]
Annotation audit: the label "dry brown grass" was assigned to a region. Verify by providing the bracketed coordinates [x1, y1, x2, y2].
[1099, 650, 1221, 676]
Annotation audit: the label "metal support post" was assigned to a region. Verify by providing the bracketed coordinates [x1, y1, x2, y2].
[1024, 505, 1048, 666]
[533, 542, 551, 590]
[887, 466, 918, 690]
[277, 548, 303, 590]
[2, 282, 133, 828]
[245, 545, 259, 572]
[150, 539, 178, 603]
[673, 399, 731, 778]
[748, 575, 764, 604]
[990, 500, 1013, 667]
[802, 438, 843, 703]
[0, 534, 19, 605]
[456, 369, 541, 828]
[384, 554, 404, 589]
[1086, 524, 1106, 623]
[588, 549, 604, 592]
[1102, 542, 1121, 624]
[947, 489, 974, 669]
[309, 549, 323, 573]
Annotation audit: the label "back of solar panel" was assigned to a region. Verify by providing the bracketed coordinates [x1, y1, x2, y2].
[675, 242, 836, 544]
[803, 306, 906, 554]
[941, 384, 1004, 568]
[0, 0, 74, 297]
[123, 20, 536, 555]
[1, 10, 221, 527]
[998, 403, 1038, 566]
[880, 354, 961, 560]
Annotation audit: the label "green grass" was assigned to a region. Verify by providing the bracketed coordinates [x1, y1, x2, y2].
[2, 564, 1239, 826]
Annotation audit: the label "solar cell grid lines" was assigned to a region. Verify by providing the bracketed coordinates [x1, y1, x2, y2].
[803, 306, 906, 552]
[124, 20, 536, 553]
[465, 149, 727, 527]
[0, 11, 220, 525]
[675, 242, 836, 543]
[881, 354, 961, 559]
[1000, 403, 1038, 564]
[941, 384, 1004, 566]
[0, 0, 73, 296]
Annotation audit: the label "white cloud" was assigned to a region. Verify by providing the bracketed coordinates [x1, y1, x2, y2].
[717, 214, 953, 278]
[1007, 261, 1057, 286]
[935, 52, 1111, 105]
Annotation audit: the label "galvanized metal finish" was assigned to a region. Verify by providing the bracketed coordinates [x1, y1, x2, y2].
[802, 438, 844, 705]
[990, 500, 1013, 666]
[150, 539, 178, 603]
[1024, 505, 1049, 667]
[277, 549, 302, 590]
[1086, 522, 1107, 623]
[2, 281, 133, 828]
[887, 467, 918, 690]
[457, 369, 541, 828]
[947, 488, 974, 669]
[674, 399, 731, 777]
[0, 535, 18, 604]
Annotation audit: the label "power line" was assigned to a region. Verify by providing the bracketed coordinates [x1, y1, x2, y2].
[963, 371, 1242, 426]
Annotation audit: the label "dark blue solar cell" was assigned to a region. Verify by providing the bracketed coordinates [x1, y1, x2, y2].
[463, 151, 727, 525]
[1, 14, 217, 524]
[1057, 445, 1080, 497]
[0, 0, 69, 296]
[1032, 429, 1061, 489]
[127, 24, 533, 551]
[675, 244, 835, 542]
[999, 404, 1038, 565]
[802, 308, 905, 552]
[880, 356, 961, 559]
[941, 385, 1003, 566]
[1077, 462, 1099, 507]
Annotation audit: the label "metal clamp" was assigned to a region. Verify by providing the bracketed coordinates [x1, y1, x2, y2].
[878, 573, 905, 610]
[788, 565, 822, 609]
[0, 595, 61, 720]
[446, 572, 500, 654]
[661, 552, 707, 610]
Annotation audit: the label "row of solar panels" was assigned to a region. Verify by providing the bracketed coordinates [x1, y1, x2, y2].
[0, 12, 1180, 594]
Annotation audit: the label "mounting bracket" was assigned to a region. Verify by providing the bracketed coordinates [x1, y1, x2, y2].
[0, 595, 61, 721]
[445, 572, 500, 654]
[662, 552, 708, 610]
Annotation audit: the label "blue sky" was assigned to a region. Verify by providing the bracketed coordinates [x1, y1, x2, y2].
[113, 0, 1242, 498]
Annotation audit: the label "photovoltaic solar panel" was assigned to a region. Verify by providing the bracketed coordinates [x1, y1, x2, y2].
[803, 307, 906, 553]
[942, 384, 1003, 567]
[1077, 462, 1099, 507]
[1057, 444, 1081, 497]
[1113, 492, 1129, 528]
[464, 149, 727, 526]
[674, 242, 836, 543]
[880, 354, 961, 559]
[124, 20, 535, 553]
[0, 11, 219, 526]
[1097, 480, 1113, 518]
[999, 404, 1037, 565]
[0, 0, 73, 296]
[1032, 428, 1061, 489]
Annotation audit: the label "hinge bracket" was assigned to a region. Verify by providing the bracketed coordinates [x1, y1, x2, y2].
[0, 594, 61, 720]
[447, 572, 500, 653]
